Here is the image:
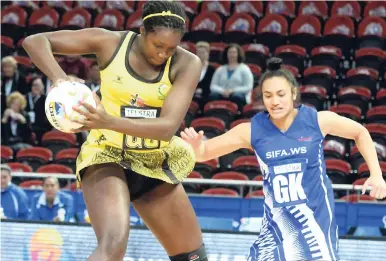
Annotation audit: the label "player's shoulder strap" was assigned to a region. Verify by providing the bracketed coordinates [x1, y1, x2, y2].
[99, 31, 133, 71]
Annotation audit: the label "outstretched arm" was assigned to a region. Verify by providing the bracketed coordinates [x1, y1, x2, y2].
[318, 111, 386, 199]
[180, 123, 252, 162]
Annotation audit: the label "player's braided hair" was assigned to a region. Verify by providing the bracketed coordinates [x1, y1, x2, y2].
[142, 1, 186, 33]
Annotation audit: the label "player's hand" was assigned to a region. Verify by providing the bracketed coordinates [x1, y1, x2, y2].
[180, 127, 204, 150]
[52, 75, 85, 88]
[361, 174, 386, 199]
[71, 92, 112, 132]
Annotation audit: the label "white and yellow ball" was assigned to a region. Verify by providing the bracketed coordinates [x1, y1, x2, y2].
[45, 81, 96, 133]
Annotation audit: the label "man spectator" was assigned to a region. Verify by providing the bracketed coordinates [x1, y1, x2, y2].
[29, 176, 74, 222]
[194, 41, 215, 108]
[0, 164, 29, 220]
[25, 77, 52, 144]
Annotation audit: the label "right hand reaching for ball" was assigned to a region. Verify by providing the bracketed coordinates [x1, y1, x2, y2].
[180, 127, 205, 151]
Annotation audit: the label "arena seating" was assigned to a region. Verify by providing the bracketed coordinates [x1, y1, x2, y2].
[1, 0, 386, 198]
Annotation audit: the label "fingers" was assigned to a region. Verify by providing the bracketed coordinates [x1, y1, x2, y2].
[369, 187, 376, 198]
[73, 91, 99, 115]
[92, 91, 101, 105]
[375, 188, 382, 199]
[180, 127, 202, 141]
[72, 105, 92, 118]
[368, 185, 386, 199]
[181, 128, 194, 140]
[187, 127, 197, 138]
[381, 189, 386, 199]
[364, 179, 386, 199]
[68, 76, 85, 84]
[180, 131, 189, 141]
[70, 126, 89, 133]
[373, 185, 386, 199]
[80, 101, 97, 114]
[52, 78, 65, 88]
[361, 182, 368, 195]
[53, 76, 85, 87]
[71, 118, 86, 126]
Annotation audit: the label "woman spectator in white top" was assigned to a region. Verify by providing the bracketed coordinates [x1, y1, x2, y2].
[209, 44, 254, 110]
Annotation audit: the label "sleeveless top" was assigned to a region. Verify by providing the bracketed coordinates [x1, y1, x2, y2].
[248, 105, 339, 261]
[86, 31, 174, 151]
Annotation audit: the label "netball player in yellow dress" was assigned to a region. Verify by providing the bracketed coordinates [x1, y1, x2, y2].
[23, 2, 207, 261]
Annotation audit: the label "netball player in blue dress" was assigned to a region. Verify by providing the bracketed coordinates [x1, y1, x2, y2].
[181, 58, 386, 261]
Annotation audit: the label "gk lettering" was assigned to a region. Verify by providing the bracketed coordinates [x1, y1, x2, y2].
[273, 173, 307, 204]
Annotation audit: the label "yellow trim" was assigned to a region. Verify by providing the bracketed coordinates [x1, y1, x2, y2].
[143, 10, 185, 23]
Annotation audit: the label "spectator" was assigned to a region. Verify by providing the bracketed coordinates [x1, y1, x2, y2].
[25, 77, 44, 120]
[77, 0, 102, 12]
[1, 91, 33, 151]
[194, 41, 215, 108]
[30, 176, 75, 222]
[1, 56, 28, 96]
[0, 164, 29, 220]
[85, 62, 101, 92]
[45, 0, 71, 11]
[25, 77, 52, 144]
[11, 0, 39, 12]
[106, 0, 134, 15]
[1, 57, 28, 116]
[59, 55, 89, 80]
[37, 73, 53, 94]
[209, 44, 254, 110]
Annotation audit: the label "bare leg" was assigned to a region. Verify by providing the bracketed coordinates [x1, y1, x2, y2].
[132, 183, 203, 256]
[81, 163, 131, 261]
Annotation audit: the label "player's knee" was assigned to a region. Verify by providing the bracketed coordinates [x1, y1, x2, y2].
[99, 232, 128, 260]
[169, 244, 208, 261]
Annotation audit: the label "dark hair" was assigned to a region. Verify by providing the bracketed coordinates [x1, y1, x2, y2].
[28, 76, 42, 88]
[142, 1, 186, 33]
[259, 57, 301, 103]
[223, 44, 245, 64]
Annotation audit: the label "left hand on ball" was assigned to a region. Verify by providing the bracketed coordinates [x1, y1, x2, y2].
[71, 92, 111, 132]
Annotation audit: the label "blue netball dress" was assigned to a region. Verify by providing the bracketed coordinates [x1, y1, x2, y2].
[248, 105, 339, 261]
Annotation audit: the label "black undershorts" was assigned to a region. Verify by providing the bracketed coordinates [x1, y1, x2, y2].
[79, 164, 166, 201]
